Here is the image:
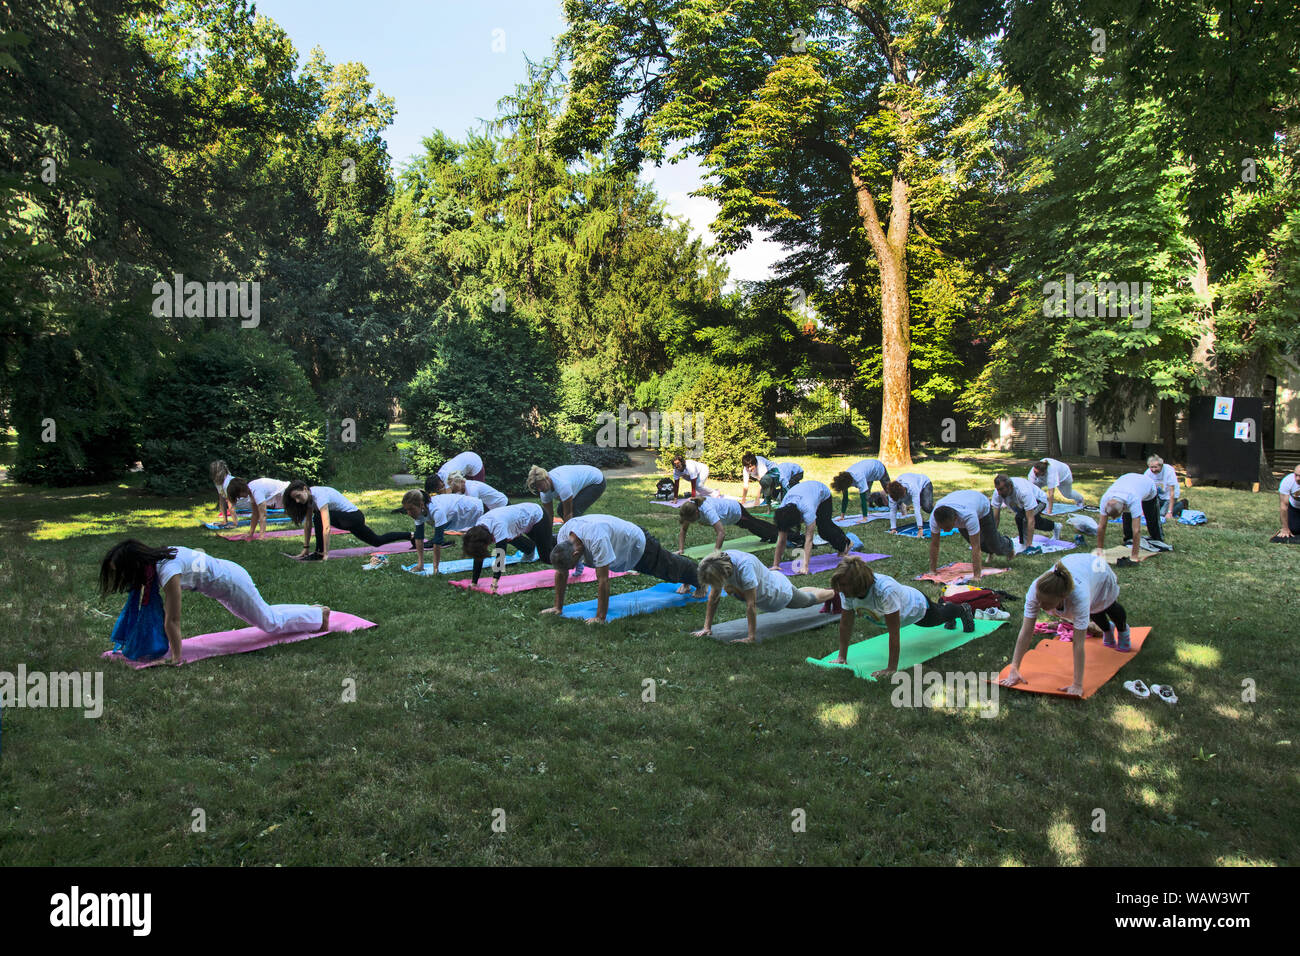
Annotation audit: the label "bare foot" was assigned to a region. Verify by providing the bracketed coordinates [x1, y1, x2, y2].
[320, 606, 331, 631]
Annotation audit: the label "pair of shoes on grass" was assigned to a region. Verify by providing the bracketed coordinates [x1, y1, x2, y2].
[974, 607, 1010, 621]
[1123, 680, 1178, 704]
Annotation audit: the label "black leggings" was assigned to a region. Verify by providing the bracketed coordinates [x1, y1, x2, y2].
[1122, 496, 1164, 542]
[507, 520, 556, 563]
[737, 506, 779, 542]
[811, 497, 851, 552]
[1014, 506, 1057, 541]
[569, 479, 606, 517]
[633, 534, 699, 588]
[1090, 600, 1128, 634]
[917, 599, 963, 628]
[1289, 503, 1300, 535]
[315, 508, 410, 553]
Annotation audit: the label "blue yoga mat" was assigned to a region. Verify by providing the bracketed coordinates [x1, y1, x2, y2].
[203, 516, 291, 529]
[561, 581, 706, 621]
[403, 550, 534, 576]
[236, 507, 285, 515]
[893, 524, 957, 539]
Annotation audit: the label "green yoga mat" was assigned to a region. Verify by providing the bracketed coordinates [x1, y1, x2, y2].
[682, 536, 773, 559]
[806, 618, 1007, 681]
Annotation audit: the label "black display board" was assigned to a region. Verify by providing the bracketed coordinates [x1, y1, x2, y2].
[1185, 395, 1263, 482]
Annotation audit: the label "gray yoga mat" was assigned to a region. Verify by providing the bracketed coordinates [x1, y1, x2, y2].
[702, 605, 841, 644]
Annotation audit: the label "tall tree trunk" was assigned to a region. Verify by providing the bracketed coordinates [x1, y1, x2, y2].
[1160, 400, 1177, 461]
[1045, 399, 1062, 459]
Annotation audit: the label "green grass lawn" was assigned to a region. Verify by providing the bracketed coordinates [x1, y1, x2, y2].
[1, 433, 1296, 866]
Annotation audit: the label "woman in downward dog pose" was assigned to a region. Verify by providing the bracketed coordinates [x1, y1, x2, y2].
[830, 458, 890, 517]
[401, 489, 485, 573]
[461, 502, 555, 591]
[676, 496, 778, 553]
[739, 452, 775, 505]
[224, 476, 290, 539]
[826, 555, 972, 677]
[999, 553, 1128, 697]
[526, 464, 606, 524]
[209, 460, 245, 527]
[284, 481, 411, 560]
[100, 540, 328, 665]
[445, 472, 509, 511]
[691, 550, 834, 644]
[425, 451, 485, 493]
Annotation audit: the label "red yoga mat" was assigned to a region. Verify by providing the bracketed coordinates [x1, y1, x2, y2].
[101, 612, 377, 669]
[994, 627, 1152, 699]
[449, 568, 635, 594]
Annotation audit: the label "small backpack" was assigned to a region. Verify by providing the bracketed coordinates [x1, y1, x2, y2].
[654, 478, 675, 500]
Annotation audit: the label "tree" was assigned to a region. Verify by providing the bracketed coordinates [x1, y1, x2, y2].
[555, 0, 1003, 466]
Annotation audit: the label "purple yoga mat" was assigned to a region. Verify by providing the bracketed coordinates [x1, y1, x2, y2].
[102, 612, 377, 668]
[282, 540, 416, 560]
[449, 568, 636, 594]
[219, 528, 345, 541]
[778, 551, 887, 576]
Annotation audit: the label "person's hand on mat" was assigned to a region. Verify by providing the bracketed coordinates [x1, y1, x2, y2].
[998, 667, 1025, 688]
[1278, 527, 1293, 538]
[691, 627, 712, 637]
[872, 667, 895, 680]
[1060, 683, 1083, 696]
[584, 616, 604, 625]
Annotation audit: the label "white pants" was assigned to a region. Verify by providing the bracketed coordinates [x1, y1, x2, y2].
[1055, 475, 1084, 506]
[689, 465, 716, 497]
[199, 565, 323, 635]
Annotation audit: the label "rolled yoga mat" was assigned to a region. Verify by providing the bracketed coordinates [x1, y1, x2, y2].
[450, 567, 635, 594]
[806, 618, 1007, 681]
[561, 581, 706, 621]
[102, 612, 377, 669]
[993, 626, 1152, 699]
[703, 604, 840, 644]
[403, 549, 533, 576]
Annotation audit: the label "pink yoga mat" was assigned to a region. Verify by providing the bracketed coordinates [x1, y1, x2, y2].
[281, 540, 417, 560]
[219, 528, 345, 541]
[101, 612, 377, 668]
[915, 563, 1009, 584]
[449, 568, 635, 594]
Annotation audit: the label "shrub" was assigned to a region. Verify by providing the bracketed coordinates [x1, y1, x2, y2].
[655, 363, 773, 478]
[564, 442, 631, 469]
[552, 360, 606, 444]
[9, 315, 141, 487]
[321, 375, 393, 448]
[137, 333, 327, 493]
[404, 307, 562, 493]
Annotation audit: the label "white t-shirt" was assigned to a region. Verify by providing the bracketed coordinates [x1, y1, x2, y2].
[781, 480, 831, 525]
[247, 477, 289, 506]
[1023, 553, 1120, 630]
[842, 572, 929, 628]
[773, 462, 804, 488]
[698, 497, 742, 526]
[1100, 473, 1157, 514]
[726, 549, 795, 612]
[1147, 464, 1179, 497]
[673, 459, 707, 482]
[889, 473, 931, 529]
[216, 474, 234, 496]
[846, 459, 888, 488]
[310, 486, 358, 514]
[462, 479, 508, 511]
[438, 452, 483, 481]
[479, 502, 543, 542]
[539, 465, 604, 504]
[559, 515, 647, 571]
[745, 456, 775, 481]
[930, 490, 990, 536]
[1029, 458, 1072, 490]
[992, 476, 1047, 513]
[1280, 473, 1300, 507]
[426, 493, 485, 531]
[156, 546, 242, 596]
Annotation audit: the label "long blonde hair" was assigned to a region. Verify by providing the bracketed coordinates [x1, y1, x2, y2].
[209, 460, 230, 486]
[446, 471, 467, 494]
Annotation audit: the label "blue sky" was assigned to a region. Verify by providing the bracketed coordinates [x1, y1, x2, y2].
[252, 0, 780, 285]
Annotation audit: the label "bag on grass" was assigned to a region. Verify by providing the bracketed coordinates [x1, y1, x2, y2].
[1178, 509, 1207, 525]
[109, 575, 169, 662]
[940, 588, 1001, 611]
[654, 478, 675, 500]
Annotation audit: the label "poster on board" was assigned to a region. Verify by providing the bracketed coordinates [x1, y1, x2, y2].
[1213, 397, 1234, 420]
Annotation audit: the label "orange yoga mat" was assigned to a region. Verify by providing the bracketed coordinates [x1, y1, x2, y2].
[994, 627, 1151, 699]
